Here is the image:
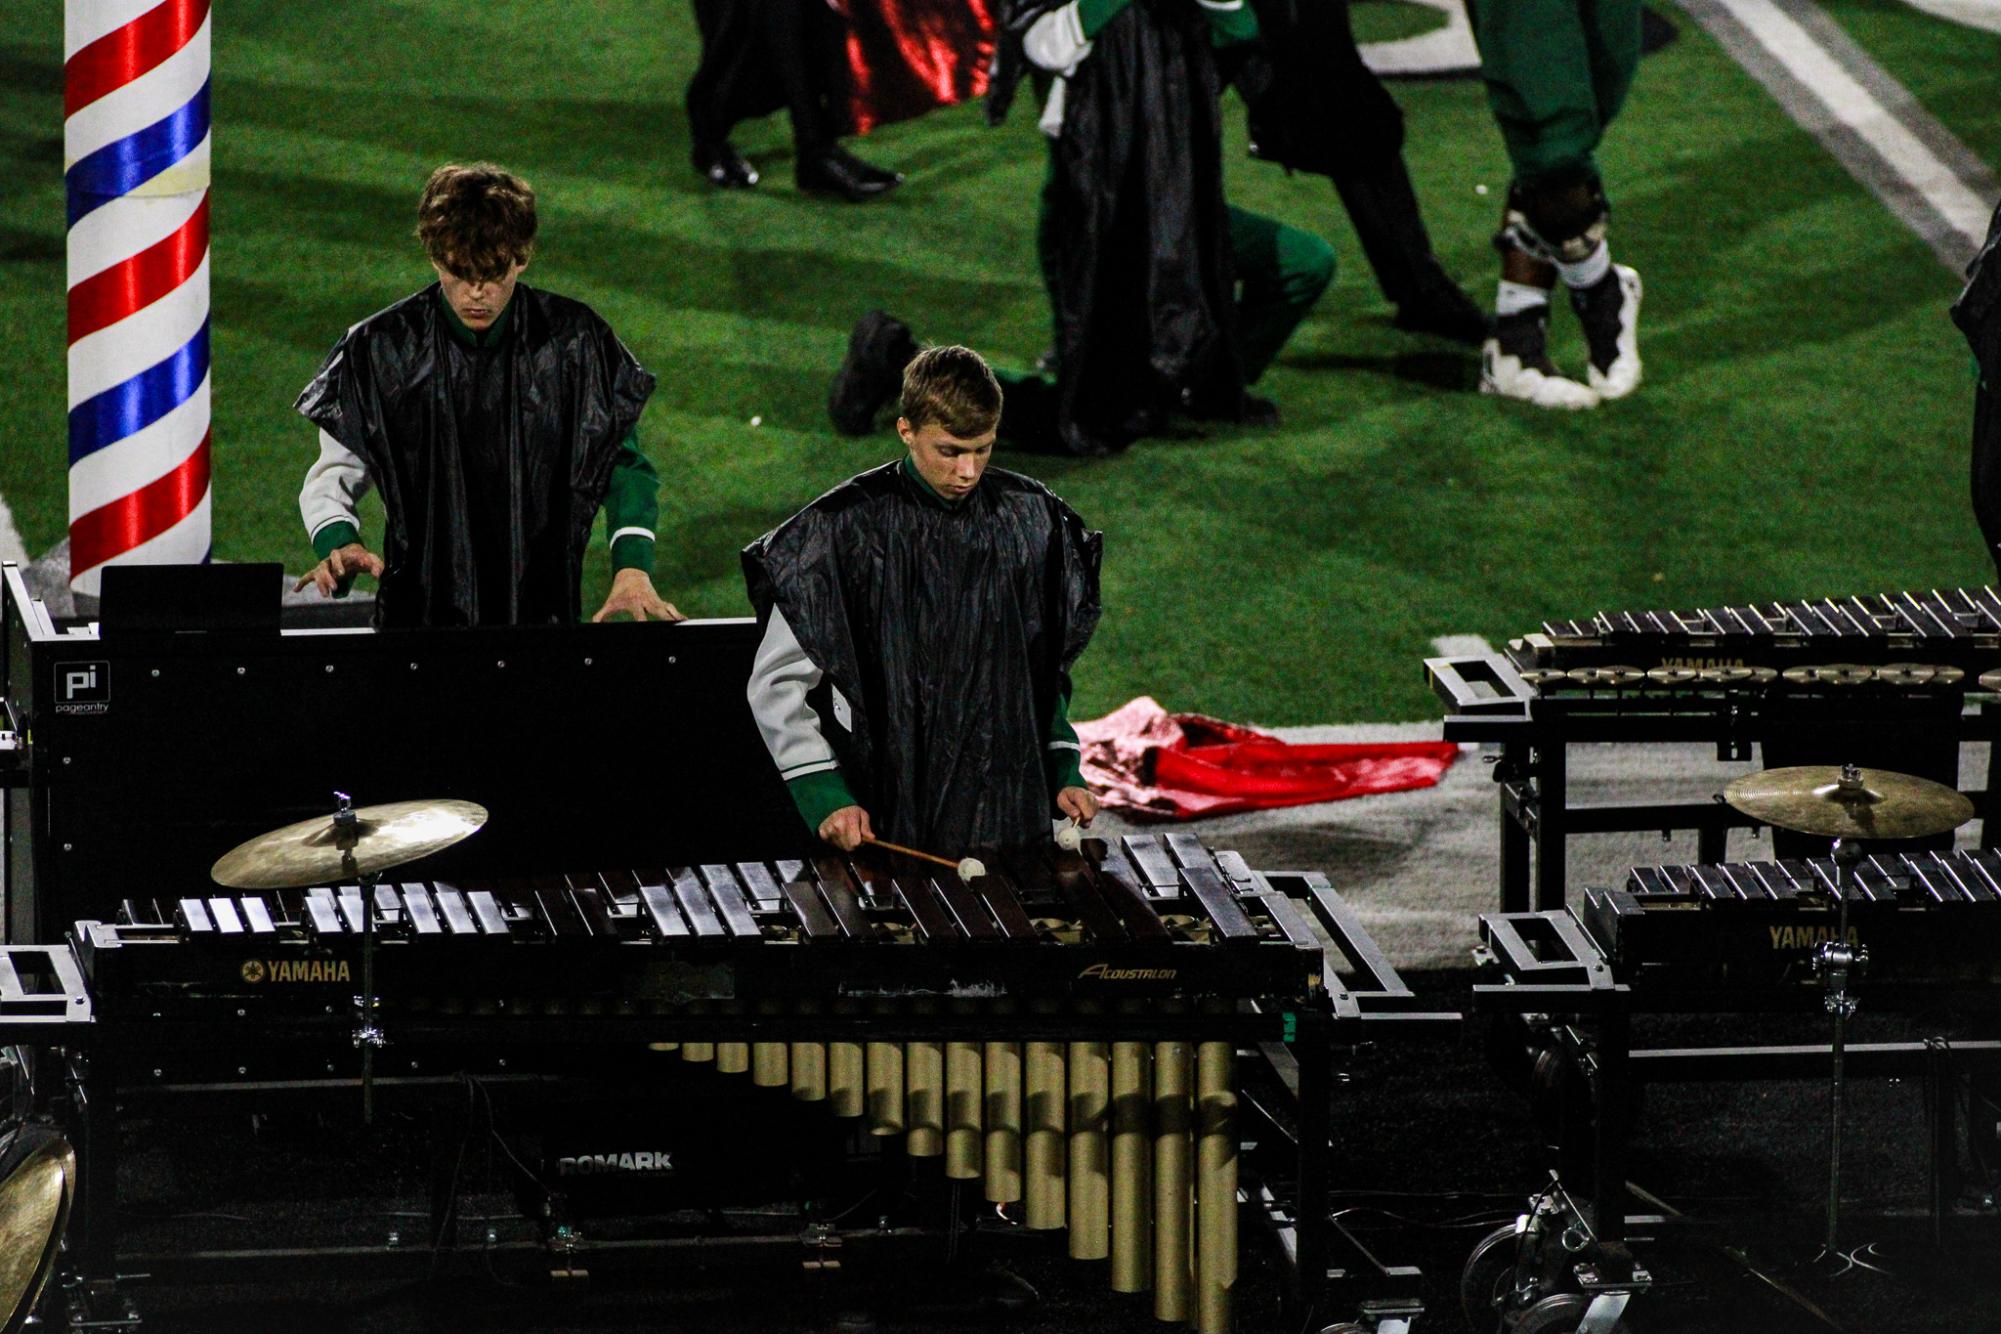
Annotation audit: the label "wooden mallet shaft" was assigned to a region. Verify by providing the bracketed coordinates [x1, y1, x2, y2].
[860, 836, 984, 888]
[863, 835, 961, 872]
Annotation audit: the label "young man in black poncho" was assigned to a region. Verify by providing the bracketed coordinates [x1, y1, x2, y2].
[745, 346, 1102, 853]
[295, 163, 682, 628]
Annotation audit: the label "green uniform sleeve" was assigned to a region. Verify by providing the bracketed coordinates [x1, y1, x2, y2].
[1077, 0, 1133, 37]
[312, 520, 362, 562]
[789, 768, 859, 835]
[310, 520, 364, 597]
[1201, 0, 1259, 45]
[1045, 690, 1085, 796]
[604, 430, 659, 573]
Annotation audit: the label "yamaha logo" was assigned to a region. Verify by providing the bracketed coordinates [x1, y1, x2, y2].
[242, 958, 352, 984]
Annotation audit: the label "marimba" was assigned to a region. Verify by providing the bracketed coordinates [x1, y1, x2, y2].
[0, 835, 1440, 1334]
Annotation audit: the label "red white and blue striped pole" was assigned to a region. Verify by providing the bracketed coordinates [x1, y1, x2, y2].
[64, 0, 212, 598]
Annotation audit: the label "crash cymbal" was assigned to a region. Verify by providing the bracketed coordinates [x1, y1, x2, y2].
[1645, 667, 1701, 686]
[211, 799, 488, 889]
[1518, 668, 1572, 689]
[1723, 764, 1974, 841]
[0, 1126, 73, 1334]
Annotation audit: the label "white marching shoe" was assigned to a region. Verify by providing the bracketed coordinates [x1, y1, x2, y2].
[1572, 263, 1643, 399]
[1480, 306, 1600, 410]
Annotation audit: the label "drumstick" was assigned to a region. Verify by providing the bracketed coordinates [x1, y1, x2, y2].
[863, 836, 986, 882]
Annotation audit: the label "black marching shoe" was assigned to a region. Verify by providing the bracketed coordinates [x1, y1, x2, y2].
[692, 141, 759, 189]
[797, 145, 904, 202]
[828, 311, 919, 435]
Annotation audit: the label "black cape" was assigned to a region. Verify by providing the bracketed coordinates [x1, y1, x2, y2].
[742, 462, 1102, 850]
[993, 0, 1246, 455]
[1959, 200, 2001, 577]
[295, 284, 655, 629]
[1954, 198, 2001, 382]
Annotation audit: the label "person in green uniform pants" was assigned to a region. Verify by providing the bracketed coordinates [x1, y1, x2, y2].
[295, 163, 681, 626]
[1473, 0, 1645, 410]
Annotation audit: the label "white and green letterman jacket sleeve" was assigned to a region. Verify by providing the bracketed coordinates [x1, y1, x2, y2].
[747, 607, 1085, 836]
[299, 431, 660, 590]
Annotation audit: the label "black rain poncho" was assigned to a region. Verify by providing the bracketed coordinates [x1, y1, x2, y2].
[1954, 198, 2001, 382]
[1958, 200, 2001, 578]
[295, 284, 655, 629]
[742, 462, 1102, 850]
[991, 0, 1246, 455]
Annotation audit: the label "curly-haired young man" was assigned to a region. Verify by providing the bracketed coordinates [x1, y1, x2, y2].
[295, 163, 679, 627]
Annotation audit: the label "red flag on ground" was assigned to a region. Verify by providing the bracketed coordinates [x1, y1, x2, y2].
[831, 0, 997, 135]
[1075, 696, 1461, 820]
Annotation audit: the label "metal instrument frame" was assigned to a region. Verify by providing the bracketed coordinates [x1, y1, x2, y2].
[0, 872, 1455, 1330]
[0, 562, 808, 947]
[1428, 651, 2001, 913]
[1473, 905, 2001, 1250]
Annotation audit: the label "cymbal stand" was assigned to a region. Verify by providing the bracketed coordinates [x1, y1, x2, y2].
[333, 792, 387, 1124]
[1813, 834, 1869, 1264]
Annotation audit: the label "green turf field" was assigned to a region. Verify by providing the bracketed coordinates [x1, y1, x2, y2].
[0, 1, 1992, 724]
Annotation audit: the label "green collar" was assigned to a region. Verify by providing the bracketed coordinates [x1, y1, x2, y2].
[436, 285, 515, 349]
[900, 454, 967, 509]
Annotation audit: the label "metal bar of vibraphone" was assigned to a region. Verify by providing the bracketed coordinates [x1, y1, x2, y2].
[1589, 1007, 1632, 1245]
[1291, 1005, 1332, 1320]
[1499, 738, 1533, 914]
[1534, 726, 1570, 912]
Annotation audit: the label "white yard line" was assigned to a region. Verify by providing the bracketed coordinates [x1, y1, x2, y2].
[0, 493, 28, 568]
[1679, 0, 1999, 269]
[1429, 633, 1495, 658]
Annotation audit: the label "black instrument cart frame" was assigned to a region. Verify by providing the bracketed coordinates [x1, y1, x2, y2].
[0, 874, 1453, 1331]
[1428, 652, 2001, 913]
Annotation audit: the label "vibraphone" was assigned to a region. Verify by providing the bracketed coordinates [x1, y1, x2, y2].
[0, 835, 1445, 1333]
[1471, 852, 2001, 1322]
[1428, 586, 2001, 912]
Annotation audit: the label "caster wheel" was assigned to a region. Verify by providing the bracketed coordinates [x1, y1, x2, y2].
[1509, 1291, 1627, 1334]
[1509, 1293, 1585, 1333]
[1461, 1220, 1521, 1331]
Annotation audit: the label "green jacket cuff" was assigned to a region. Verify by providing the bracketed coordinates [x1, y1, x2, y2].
[1205, 2, 1259, 44]
[611, 534, 656, 573]
[788, 768, 857, 835]
[1046, 746, 1085, 796]
[312, 520, 361, 563]
[1078, 0, 1132, 38]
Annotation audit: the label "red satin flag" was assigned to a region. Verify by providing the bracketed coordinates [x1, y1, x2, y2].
[1076, 697, 1462, 821]
[832, 0, 998, 134]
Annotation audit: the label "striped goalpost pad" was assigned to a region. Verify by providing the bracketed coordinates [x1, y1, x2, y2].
[64, 0, 212, 597]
